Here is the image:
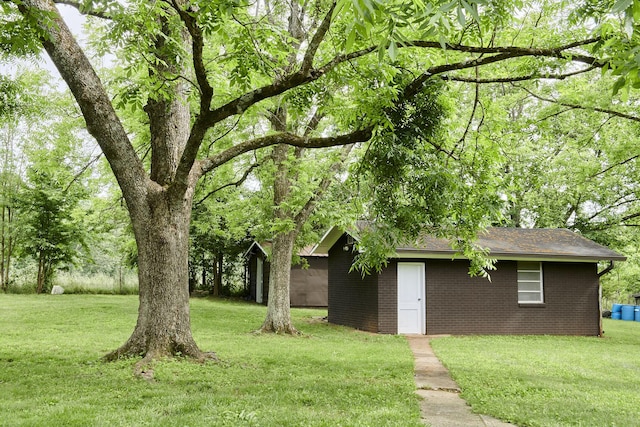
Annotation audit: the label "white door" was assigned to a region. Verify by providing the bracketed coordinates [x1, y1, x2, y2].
[397, 262, 425, 334]
[256, 257, 264, 304]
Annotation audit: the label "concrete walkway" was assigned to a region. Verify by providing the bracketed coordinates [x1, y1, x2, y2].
[406, 336, 518, 427]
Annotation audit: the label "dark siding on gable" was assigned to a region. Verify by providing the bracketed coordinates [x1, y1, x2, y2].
[246, 252, 269, 305]
[262, 259, 270, 304]
[247, 255, 257, 301]
[425, 260, 600, 335]
[290, 256, 328, 307]
[328, 234, 379, 332]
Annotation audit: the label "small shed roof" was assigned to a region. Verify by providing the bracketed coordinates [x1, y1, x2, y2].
[312, 226, 626, 263]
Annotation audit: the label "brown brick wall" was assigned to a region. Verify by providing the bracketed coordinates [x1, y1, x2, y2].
[378, 260, 398, 334]
[324, 235, 600, 336]
[328, 235, 379, 332]
[424, 260, 600, 335]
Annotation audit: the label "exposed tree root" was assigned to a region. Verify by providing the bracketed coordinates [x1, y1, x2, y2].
[134, 354, 156, 381]
[102, 335, 217, 365]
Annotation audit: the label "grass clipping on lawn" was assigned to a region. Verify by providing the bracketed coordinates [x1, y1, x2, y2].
[431, 319, 640, 427]
[0, 295, 423, 427]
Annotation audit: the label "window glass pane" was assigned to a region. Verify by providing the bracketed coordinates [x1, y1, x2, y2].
[518, 261, 539, 271]
[518, 282, 540, 291]
[518, 271, 540, 281]
[517, 261, 543, 303]
[518, 292, 542, 302]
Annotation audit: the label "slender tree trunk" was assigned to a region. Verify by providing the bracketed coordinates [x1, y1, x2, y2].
[36, 251, 45, 294]
[1, 205, 5, 291]
[3, 207, 13, 290]
[259, 144, 299, 334]
[105, 190, 204, 362]
[201, 251, 206, 291]
[214, 252, 223, 295]
[260, 230, 298, 334]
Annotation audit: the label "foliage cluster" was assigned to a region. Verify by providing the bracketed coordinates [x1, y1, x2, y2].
[353, 79, 502, 276]
[1, 70, 134, 294]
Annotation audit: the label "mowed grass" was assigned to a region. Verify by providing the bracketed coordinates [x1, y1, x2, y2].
[431, 319, 640, 427]
[0, 295, 422, 427]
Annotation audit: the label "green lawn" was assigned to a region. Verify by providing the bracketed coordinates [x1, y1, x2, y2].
[5, 295, 639, 427]
[0, 295, 422, 427]
[431, 319, 640, 427]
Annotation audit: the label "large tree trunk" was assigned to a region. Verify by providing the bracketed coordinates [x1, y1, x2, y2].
[101, 9, 207, 363]
[105, 190, 203, 362]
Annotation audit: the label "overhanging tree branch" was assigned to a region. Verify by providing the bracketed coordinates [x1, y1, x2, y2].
[401, 37, 602, 56]
[199, 127, 373, 173]
[442, 66, 598, 84]
[194, 161, 260, 207]
[199, 36, 604, 180]
[18, 0, 149, 210]
[293, 143, 354, 234]
[592, 154, 640, 179]
[516, 85, 640, 123]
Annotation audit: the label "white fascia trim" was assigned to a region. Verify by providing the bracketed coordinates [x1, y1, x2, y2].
[242, 241, 267, 259]
[311, 226, 354, 254]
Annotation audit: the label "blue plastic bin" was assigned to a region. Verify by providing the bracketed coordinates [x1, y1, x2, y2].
[621, 305, 635, 321]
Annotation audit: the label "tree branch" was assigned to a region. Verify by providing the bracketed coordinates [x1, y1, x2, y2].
[53, 0, 118, 19]
[168, 0, 218, 194]
[402, 38, 602, 99]
[199, 36, 604, 179]
[199, 127, 373, 173]
[194, 161, 260, 207]
[18, 0, 149, 212]
[300, 1, 336, 73]
[591, 154, 640, 179]
[170, 0, 213, 108]
[293, 143, 353, 234]
[401, 37, 601, 57]
[442, 66, 598, 84]
[63, 152, 103, 193]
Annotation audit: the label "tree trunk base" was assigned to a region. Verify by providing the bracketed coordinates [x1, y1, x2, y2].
[102, 332, 215, 363]
[257, 321, 300, 335]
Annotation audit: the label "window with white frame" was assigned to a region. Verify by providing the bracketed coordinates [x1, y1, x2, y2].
[517, 261, 543, 303]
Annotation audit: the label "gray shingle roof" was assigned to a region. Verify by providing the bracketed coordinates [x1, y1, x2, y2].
[396, 228, 626, 262]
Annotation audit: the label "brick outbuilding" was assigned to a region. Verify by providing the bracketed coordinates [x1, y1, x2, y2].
[312, 227, 625, 336]
[244, 241, 328, 307]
